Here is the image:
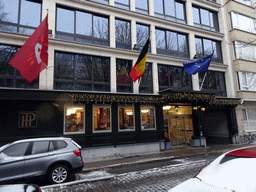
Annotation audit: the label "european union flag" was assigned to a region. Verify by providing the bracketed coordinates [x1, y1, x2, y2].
[183, 52, 214, 75]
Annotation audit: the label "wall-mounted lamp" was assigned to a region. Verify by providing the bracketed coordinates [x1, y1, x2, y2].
[163, 106, 171, 110]
[201, 107, 206, 111]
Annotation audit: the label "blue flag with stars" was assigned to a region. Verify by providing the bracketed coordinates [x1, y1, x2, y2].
[183, 52, 214, 75]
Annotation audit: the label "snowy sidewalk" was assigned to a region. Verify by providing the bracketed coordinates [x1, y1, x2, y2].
[82, 143, 247, 173]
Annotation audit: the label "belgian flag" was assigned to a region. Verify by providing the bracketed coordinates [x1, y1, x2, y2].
[130, 38, 150, 82]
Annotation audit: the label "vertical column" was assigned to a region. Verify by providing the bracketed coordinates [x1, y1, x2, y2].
[131, 20, 137, 51]
[150, 24, 156, 54]
[130, 0, 135, 11]
[40, 0, 56, 90]
[111, 56, 117, 92]
[153, 62, 159, 94]
[109, 0, 114, 6]
[186, 0, 194, 26]
[148, 0, 154, 16]
[109, 15, 115, 48]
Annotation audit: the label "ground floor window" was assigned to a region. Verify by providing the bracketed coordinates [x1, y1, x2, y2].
[141, 106, 156, 130]
[243, 108, 256, 132]
[118, 105, 135, 131]
[64, 104, 85, 134]
[93, 105, 111, 133]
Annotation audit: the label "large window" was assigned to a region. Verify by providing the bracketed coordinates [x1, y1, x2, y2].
[139, 63, 153, 94]
[136, 23, 150, 52]
[243, 109, 256, 132]
[155, 29, 189, 58]
[154, 0, 185, 24]
[56, 7, 109, 46]
[116, 59, 133, 93]
[195, 37, 222, 63]
[141, 106, 156, 130]
[0, 44, 39, 88]
[0, 0, 41, 35]
[235, 41, 256, 62]
[93, 105, 111, 133]
[136, 0, 148, 14]
[158, 64, 192, 91]
[64, 104, 85, 135]
[199, 71, 227, 97]
[238, 71, 256, 91]
[231, 12, 255, 34]
[234, 0, 251, 6]
[115, 0, 129, 10]
[119, 105, 135, 131]
[115, 19, 131, 50]
[54, 52, 110, 92]
[193, 6, 219, 32]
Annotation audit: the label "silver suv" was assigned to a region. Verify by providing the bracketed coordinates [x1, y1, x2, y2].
[0, 137, 84, 184]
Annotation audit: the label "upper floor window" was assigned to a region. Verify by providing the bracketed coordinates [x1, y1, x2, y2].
[193, 6, 219, 32]
[116, 58, 133, 93]
[231, 12, 255, 34]
[136, 0, 148, 15]
[56, 7, 109, 46]
[238, 71, 256, 91]
[136, 23, 150, 52]
[199, 71, 227, 97]
[158, 64, 192, 91]
[115, 0, 129, 10]
[139, 63, 153, 94]
[54, 52, 110, 92]
[154, 0, 185, 24]
[195, 37, 222, 63]
[0, 0, 42, 35]
[235, 41, 256, 62]
[0, 44, 39, 88]
[243, 108, 256, 132]
[234, 0, 251, 6]
[155, 28, 189, 59]
[116, 19, 131, 50]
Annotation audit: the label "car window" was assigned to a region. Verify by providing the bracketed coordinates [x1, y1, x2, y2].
[31, 141, 49, 155]
[2, 142, 29, 157]
[56, 141, 67, 150]
[49, 141, 55, 152]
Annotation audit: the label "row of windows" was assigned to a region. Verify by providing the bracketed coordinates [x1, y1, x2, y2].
[231, 12, 256, 34]
[0, 44, 227, 96]
[64, 104, 156, 134]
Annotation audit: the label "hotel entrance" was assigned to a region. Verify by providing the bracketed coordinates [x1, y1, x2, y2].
[163, 105, 193, 146]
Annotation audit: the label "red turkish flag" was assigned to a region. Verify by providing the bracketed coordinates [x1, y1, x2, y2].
[9, 14, 48, 83]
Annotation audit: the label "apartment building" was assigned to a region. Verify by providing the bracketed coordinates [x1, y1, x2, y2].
[223, 0, 256, 135]
[0, 0, 241, 154]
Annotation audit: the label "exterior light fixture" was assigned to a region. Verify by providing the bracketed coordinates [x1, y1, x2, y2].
[141, 109, 149, 113]
[163, 106, 171, 110]
[201, 107, 206, 111]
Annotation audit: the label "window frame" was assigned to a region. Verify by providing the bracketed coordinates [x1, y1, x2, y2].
[55, 6, 110, 46]
[238, 71, 256, 91]
[234, 41, 256, 62]
[243, 108, 256, 132]
[63, 104, 85, 135]
[93, 105, 112, 133]
[116, 58, 133, 93]
[140, 105, 156, 131]
[115, 18, 131, 50]
[139, 62, 153, 94]
[192, 6, 219, 32]
[115, 0, 130, 10]
[135, 0, 149, 15]
[118, 105, 135, 132]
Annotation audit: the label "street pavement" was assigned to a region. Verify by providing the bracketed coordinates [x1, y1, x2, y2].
[41, 143, 254, 191]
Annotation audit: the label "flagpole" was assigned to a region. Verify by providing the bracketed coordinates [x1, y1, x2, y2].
[199, 72, 207, 91]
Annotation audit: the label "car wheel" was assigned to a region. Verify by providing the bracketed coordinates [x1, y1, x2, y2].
[49, 165, 69, 184]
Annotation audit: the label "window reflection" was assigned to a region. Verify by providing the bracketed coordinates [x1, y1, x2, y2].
[139, 63, 153, 93]
[154, 0, 185, 24]
[56, 7, 109, 46]
[158, 64, 192, 91]
[136, 23, 150, 52]
[141, 106, 156, 130]
[231, 12, 256, 34]
[116, 59, 133, 93]
[0, 45, 39, 88]
[235, 41, 256, 61]
[0, 0, 41, 34]
[136, 0, 148, 14]
[115, 0, 129, 9]
[115, 19, 131, 50]
[64, 105, 85, 134]
[119, 106, 135, 131]
[156, 29, 189, 58]
[238, 72, 256, 91]
[93, 106, 111, 132]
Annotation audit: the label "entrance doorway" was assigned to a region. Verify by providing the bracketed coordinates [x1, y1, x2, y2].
[163, 105, 194, 146]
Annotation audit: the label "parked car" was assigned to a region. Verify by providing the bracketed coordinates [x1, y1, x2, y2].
[0, 137, 84, 184]
[168, 146, 256, 192]
[0, 184, 43, 192]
